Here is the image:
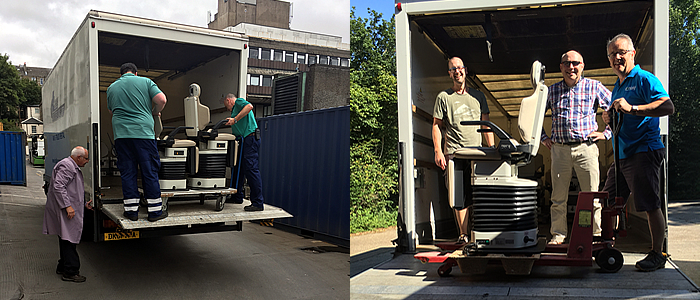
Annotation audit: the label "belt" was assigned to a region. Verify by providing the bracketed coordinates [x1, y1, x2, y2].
[559, 140, 593, 146]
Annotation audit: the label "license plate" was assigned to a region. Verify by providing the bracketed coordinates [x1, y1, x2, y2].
[104, 230, 140, 241]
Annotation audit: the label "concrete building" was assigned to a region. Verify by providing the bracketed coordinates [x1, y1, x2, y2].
[208, 0, 350, 117]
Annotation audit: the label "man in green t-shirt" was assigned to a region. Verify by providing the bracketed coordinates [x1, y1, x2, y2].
[432, 57, 495, 243]
[107, 63, 168, 222]
[224, 93, 264, 211]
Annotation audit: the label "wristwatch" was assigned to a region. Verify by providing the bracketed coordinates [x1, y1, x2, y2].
[631, 105, 638, 115]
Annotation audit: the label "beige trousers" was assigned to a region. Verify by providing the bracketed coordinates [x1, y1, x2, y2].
[550, 142, 601, 243]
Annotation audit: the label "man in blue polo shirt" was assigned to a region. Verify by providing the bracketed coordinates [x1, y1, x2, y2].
[602, 34, 674, 272]
[107, 62, 168, 222]
[224, 93, 264, 211]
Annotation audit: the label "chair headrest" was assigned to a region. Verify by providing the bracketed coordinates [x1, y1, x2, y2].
[190, 83, 201, 97]
[530, 60, 546, 88]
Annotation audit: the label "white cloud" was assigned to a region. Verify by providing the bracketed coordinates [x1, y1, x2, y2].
[0, 0, 348, 68]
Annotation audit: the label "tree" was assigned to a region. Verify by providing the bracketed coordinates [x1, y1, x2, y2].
[668, 0, 700, 200]
[350, 8, 399, 233]
[0, 54, 21, 120]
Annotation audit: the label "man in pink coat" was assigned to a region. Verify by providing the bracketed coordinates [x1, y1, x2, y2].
[42, 146, 92, 283]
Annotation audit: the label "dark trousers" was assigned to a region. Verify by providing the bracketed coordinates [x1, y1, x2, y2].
[115, 138, 162, 214]
[57, 237, 80, 276]
[231, 134, 264, 208]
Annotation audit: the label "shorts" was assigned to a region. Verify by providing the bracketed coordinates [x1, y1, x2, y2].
[602, 148, 664, 212]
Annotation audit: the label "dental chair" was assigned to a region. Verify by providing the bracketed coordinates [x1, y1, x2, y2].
[154, 114, 196, 190]
[184, 83, 239, 188]
[450, 60, 548, 249]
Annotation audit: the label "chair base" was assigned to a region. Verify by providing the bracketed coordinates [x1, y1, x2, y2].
[187, 177, 226, 189]
[159, 179, 187, 190]
[472, 228, 539, 249]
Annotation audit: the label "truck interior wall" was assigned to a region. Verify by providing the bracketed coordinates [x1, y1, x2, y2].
[98, 51, 243, 159]
[409, 19, 460, 242]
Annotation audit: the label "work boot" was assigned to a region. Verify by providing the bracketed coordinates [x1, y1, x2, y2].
[61, 274, 86, 283]
[635, 250, 666, 272]
[123, 211, 138, 221]
[244, 205, 263, 211]
[148, 210, 168, 222]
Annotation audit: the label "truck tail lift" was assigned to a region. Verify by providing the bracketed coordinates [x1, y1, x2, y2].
[415, 61, 628, 276]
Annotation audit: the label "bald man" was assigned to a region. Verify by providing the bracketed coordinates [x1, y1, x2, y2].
[540, 50, 612, 244]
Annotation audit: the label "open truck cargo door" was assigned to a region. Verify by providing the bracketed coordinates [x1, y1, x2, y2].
[395, 0, 669, 253]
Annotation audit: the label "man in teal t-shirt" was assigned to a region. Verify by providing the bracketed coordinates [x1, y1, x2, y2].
[107, 62, 168, 222]
[224, 93, 264, 211]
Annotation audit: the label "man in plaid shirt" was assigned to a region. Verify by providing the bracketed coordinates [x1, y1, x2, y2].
[540, 50, 612, 244]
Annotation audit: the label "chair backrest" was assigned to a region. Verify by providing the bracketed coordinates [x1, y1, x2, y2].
[154, 115, 163, 139]
[184, 83, 210, 137]
[517, 61, 548, 155]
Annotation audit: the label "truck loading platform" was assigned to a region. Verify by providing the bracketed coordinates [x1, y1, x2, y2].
[351, 252, 700, 299]
[102, 200, 291, 230]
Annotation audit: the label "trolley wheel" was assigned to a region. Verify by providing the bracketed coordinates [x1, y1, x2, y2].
[595, 248, 624, 273]
[162, 197, 168, 212]
[215, 196, 225, 211]
[437, 263, 453, 277]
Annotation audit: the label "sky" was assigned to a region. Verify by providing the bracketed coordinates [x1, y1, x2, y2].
[0, 0, 349, 68]
[351, 0, 394, 21]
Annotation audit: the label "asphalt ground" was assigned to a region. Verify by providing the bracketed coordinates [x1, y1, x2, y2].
[0, 163, 349, 299]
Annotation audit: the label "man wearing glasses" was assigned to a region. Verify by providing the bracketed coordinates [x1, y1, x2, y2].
[601, 33, 674, 271]
[43, 146, 93, 282]
[432, 57, 494, 243]
[541, 50, 612, 245]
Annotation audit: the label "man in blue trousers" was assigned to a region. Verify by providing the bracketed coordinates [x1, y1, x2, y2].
[224, 93, 264, 211]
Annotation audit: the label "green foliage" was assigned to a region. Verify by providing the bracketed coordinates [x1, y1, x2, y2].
[0, 118, 22, 131]
[19, 77, 42, 106]
[0, 54, 21, 120]
[668, 0, 700, 200]
[350, 8, 399, 233]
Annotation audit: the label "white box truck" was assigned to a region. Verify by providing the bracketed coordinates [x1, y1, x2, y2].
[394, 0, 669, 253]
[42, 11, 290, 242]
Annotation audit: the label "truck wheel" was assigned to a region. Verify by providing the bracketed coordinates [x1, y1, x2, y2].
[215, 196, 225, 211]
[595, 248, 624, 273]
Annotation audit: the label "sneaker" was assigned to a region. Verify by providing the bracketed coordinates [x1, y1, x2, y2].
[635, 250, 666, 272]
[148, 210, 168, 222]
[61, 274, 86, 283]
[244, 205, 264, 211]
[123, 211, 138, 221]
[456, 234, 469, 244]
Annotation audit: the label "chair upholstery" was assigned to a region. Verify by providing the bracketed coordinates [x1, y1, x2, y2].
[184, 83, 210, 137]
[453, 147, 501, 161]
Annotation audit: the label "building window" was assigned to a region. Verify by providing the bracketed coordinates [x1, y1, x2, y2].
[263, 105, 271, 117]
[273, 50, 283, 62]
[341, 58, 350, 67]
[250, 75, 261, 86]
[261, 48, 271, 60]
[320, 56, 329, 65]
[308, 55, 317, 65]
[31, 126, 37, 134]
[249, 47, 259, 59]
[331, 57, 340, 66]
[284, 51, 294, 63]
[34, 108, 40, 115]
[39, 78, 44, 85]
[262, 75, 273, 87]
[31, 77, 36, 81]
[296, 53, 306, 64]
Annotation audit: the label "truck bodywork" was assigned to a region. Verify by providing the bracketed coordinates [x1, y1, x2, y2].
[395, 0, 669, 253]
[42, 11, 291, 242]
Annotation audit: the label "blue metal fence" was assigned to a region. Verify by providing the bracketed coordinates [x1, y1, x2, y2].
[258, 106, 350, 246]
[0, 131, 27, 186]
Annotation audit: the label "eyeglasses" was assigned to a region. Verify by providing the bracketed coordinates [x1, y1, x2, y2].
[448, 66, 466, 72]
[560, 61, 582, 67]
[607, 49, 634, 59]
